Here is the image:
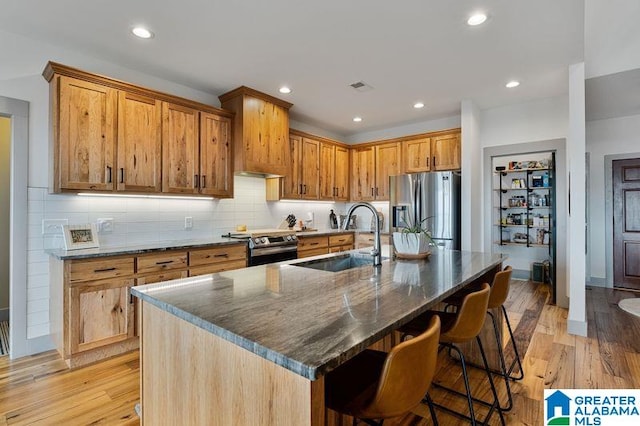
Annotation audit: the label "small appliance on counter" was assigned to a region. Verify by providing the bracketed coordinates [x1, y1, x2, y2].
[338, 214, 357, 229]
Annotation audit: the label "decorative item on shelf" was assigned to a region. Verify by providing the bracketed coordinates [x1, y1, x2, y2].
[512, 232, 529, 244]
[393, 216, 435, 258]
[62, 224, 99, 250]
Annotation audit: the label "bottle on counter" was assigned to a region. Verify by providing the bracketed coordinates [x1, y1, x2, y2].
[329, 209, 338, 229]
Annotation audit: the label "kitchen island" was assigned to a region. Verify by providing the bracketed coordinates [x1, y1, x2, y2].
[131, 248, 504, 425]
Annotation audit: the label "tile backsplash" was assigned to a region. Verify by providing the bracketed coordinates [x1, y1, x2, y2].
[26, 176, 352, 339]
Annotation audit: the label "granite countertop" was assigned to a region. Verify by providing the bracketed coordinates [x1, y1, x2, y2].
[46, 236, 243, 260]
[295, 229, 355, 237]
[131, 247, 504, 380]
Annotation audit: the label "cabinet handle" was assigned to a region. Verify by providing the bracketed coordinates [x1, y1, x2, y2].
[94, 267, 116, 273]
[310, 242, 319, 246]
[375, 187, 379, 196]
[155, 260, 174, 265]
[371, 187, 374, 196]
[427, 157, 430, 168]
[119, 168, 124, 184]
[433, 156, 436, 167]
[214, 253, 229, 258]
[194, 174, 199, 189]
[130, 292, 134, 305]
[299, 183, 303, 195]
[201, 175, 206, 189]
[106, 166, 112, 183]
[303, 184, 307, 194]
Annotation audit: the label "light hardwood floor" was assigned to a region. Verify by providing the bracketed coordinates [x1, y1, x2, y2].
[0, 281, 638, 425]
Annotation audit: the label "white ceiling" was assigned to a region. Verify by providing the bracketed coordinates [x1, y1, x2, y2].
[0, 0, 584, 137]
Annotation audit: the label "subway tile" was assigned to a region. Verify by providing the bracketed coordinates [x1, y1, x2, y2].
[27, 261, 49, 276]
[28, 286, 49, 300]
[27, 187, 45, 200]
[27, 298, 49, 314]
[45, 198, 89, 213]
[27, 323, 50, 339]
[27, 310, 49, 326]
[28, 199, 44, 213]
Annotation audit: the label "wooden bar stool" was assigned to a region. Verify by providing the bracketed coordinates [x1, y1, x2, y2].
[443, 266, 521, 412]
[400, 283, 505, 426]
[325, 316, 441, 426]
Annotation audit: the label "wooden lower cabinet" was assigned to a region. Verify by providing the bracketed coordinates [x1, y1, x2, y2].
[355, 232, 391, 249]
[298, 233, 354, 258]
[50, 243, 247, 368]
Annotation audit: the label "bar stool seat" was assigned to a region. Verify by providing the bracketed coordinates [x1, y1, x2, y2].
[442, 266, 521, 412]
[399, 283, 505, 426]
[325, 316, 441, 425]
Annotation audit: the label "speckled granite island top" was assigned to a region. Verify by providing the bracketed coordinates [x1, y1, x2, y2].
[131, 248, 504, 380]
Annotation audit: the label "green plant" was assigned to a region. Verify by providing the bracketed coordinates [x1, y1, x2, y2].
[398, 216, 436, 246]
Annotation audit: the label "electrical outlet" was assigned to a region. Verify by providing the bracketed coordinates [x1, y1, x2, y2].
[184, 216, 193, 230]
[42, 219, 68, 236]
[97, 218, 114, 234]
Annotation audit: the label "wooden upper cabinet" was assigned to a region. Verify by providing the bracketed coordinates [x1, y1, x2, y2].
[219, 86, 292, 176]
[44, 62, 233, 197]
[319, 143, 349, 201]
[319, 142, 335, 200]
[403, 137, 431, 173]
[432, 132, 461, 171]
[200, 112, 232, 197]
[162, 102, 199, 194]
[55, 76, 117, 191]
[374, 142, 401, 200]
[300, 138, 320, 199]
[334, 146, 350, 201]
[351, 146, 376, 201]
[281, 133, 302, 199]
[117, 92, 162, 192]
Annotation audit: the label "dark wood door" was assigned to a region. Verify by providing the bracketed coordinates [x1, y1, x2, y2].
[614, 158, 640, 289]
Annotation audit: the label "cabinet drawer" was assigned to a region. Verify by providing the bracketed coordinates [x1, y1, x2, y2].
[137, 251, 188, 275]
[189, 244, 246, 267]
[68, 256, 134, 283]
[189, 260, 247, 276]
[297, 236, 328, 250]
[329, 234, 354, 247]
[297, 247, 329, 258]
[136, 270, 188, 285]
[329, 245, 353, 253]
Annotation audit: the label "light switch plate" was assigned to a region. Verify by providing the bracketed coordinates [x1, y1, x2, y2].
[184, 216, 193, 230]
[97, 218, 114, 234]
[42, 219, 68, 236]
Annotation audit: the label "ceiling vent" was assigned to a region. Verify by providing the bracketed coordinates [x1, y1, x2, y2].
[350, 81, 374, 92]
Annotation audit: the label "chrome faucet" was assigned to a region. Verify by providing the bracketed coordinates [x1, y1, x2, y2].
[343, 202, 382, 266]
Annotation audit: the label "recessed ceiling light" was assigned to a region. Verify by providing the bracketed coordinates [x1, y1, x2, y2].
[353, 117, 363, 122]
[279, 86, 291, 94]
[467, 13, 487, 26]
[506, 80, 520, 88]
[413, 102, 425, 109]
[132, 27, 154, 39]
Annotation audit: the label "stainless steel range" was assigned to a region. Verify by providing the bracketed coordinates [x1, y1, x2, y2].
[223, 229, 298, 266]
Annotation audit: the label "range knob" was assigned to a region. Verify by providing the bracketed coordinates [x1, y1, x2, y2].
[253, 238, 262, 245]
[261, 237, 268, 243]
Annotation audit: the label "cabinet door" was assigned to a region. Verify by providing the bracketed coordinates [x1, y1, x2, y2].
[403, 137, 431, 173]
[200, 112, 232, 197]
[351, 147, 376, 201]
[162, 102, 199, 193]
[375, 142, 401, 200]
[334, 146, 350, 201]
[319, 143, 335, 200]
[57, 76, 117, 191]
[282, 133, 302, 199]
[432, 133, 461, 171]
[68, 278, 135, 354]
[243, 97, 290, 175]
[117, 92, 162, 192]
[300, 138, 320, 200]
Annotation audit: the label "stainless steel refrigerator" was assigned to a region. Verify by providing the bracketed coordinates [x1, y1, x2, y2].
[389, 171, 461, 250]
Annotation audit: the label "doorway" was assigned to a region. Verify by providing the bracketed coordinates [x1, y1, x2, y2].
[0, 117, 8, 355]
[0, 95, 29, 359]
[613, 158, 640, 289]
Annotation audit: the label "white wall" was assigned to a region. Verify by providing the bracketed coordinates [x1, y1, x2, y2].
[586, 113, 640, 283]
[346, 115, 461, 144]
[461, 100, 482, 251]
[585, 0, 640, 79]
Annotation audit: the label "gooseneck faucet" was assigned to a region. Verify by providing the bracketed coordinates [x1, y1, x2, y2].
[343, 202, 382, 266]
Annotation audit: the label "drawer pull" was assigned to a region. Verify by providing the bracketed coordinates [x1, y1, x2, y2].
[214, 253, 229, 258]
[94, 267, 116, 273]
[310, 242, 319, 246]
[155, 260, 174, 265]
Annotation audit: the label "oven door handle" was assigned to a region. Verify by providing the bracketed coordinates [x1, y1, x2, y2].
[251, 245, 298, 257]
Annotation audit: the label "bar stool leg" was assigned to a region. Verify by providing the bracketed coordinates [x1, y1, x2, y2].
[423, 393, 439, 426]
[502, 305, 524, 380]
[476, 336, 506, 426]
[487, 311, 514, 411]
[433, 343, 478, 425]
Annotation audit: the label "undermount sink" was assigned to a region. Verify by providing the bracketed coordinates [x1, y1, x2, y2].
[292, 253, 386, 273]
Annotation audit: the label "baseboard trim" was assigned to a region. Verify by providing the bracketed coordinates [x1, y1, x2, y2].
[568, 319, 588, 337]
[588, 277, 606, 287]
[22, 335, 55, 359]
[0, 308, 8, 322]
[511, 269, 530, 280]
